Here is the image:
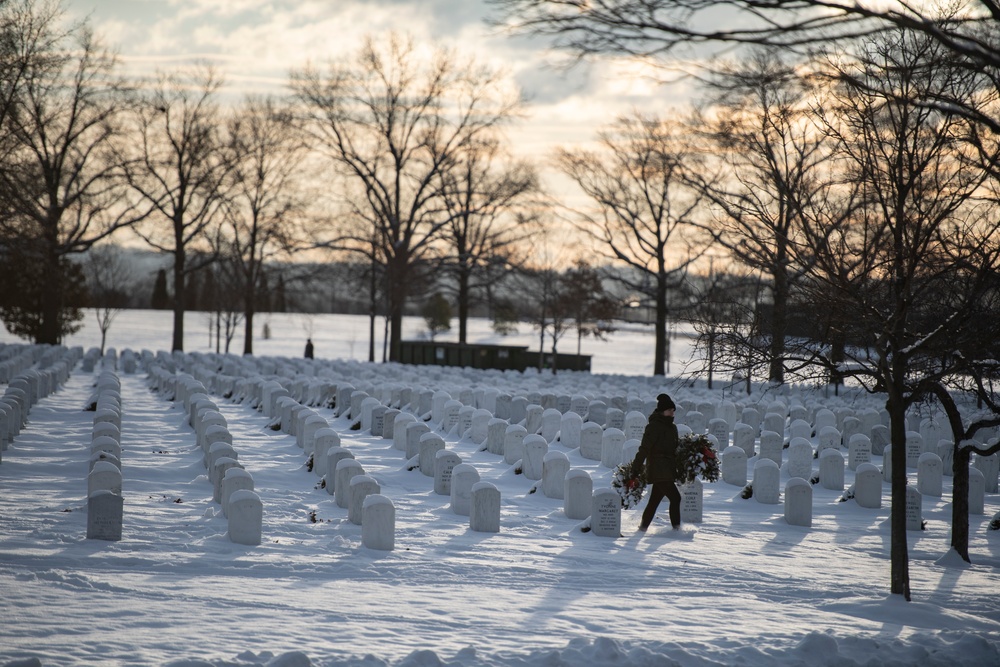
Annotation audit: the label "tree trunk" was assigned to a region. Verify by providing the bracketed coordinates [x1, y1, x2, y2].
[458, 267, 470, 344]
[172, 256, 186, 352]
[653, 279, 668, 377]
[769, 266, 787, 384]
[886, 389, 911, 600]
[951, 445, 971, 561]
[38, 245, 62, 345]
[243, 309, 254, 356]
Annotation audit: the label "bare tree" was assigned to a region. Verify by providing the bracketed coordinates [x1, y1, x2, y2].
[0, 5, 144, 343]
[290, 32, 522, 361]
[84, 244, 134, 355]
[225, 95, 305, 356]
[793, 27, 997, 596]
[695, 49, 844, 384]
[438, 136, 539, 343]
[555, 113, 712, 376]
[125, 66, 232, 352]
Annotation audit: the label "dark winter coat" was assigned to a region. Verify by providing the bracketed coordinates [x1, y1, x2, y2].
[632, 411, 678, 483]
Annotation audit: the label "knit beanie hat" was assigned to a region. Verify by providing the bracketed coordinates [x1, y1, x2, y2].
[656, 393, 675, 412]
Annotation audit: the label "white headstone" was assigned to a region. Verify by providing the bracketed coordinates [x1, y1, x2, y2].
[393, 413, 416, 451]
[937, 440, 954, 477]
[732, 423, 755, 458]
[540, 408, 562, 443]
[469, 482, 501, 533]
[759, 430, 783, 466]
[722, 446, 748, 487]
[784, 478, 812, 527]
[968, 466, 985, 515]
[789, 419, 811, 441]
[434, 449, 462, 495]
[786, 438, 813, 481]
[560, 412, 583, 449]
[335, 459, 364, 509]
[579, 422, 603, 461]
[601, 428, 626, 469]
[685, 411, 706, 435]
[504, 424, 528, 465]
[221, 467, 254, 518]
[973, 453, 999, 493]
[905, 485, 922, 531]
[405, 421, 431, 460]
[227, 489, 262, 545]
[451, 463, 480, 516]
[541, 451, 571, 499]
[348, 475, 381, 525]
[419, 432, 446, 477]
[870, 425, 889, 456]
[905, 432, 923, 469]
[590, 487, 621, 537]
[564, 469, 593, 520]
[522, 435, 548, 480]
[680, 479, 703, 523]
[605, 408, 625, 431]
[362, 495, 395, 550]
[762, 413, 785, 438]
[470, 409, 493, 445]
[325, 447, 355, 495]
[708, 418, 730, 450]
[486, 418, 508, 455]
[817, 426, 841, 454]
[753, 459, 780, 504]
[848, 434, 872, 471]
[86, 490, 123, 541]
[917, 452, 943, 497]
[819, 448, 844, 491]
[855, 463, 882, 509]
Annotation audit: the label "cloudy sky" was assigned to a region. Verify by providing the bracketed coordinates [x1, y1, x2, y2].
[66, 1, 685, 194]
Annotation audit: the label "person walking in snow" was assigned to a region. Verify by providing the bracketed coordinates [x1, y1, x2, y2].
[632, 393, 681, 531]
[304, 338, 314, 359]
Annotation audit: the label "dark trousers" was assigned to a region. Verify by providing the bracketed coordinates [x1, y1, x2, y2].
[641, 481, 681, 529]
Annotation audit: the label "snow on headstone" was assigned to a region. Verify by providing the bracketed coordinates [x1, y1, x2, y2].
[905, 432, 923, 469]
[560, 412, 583, 450]
[335, 459, 364, 509]
[733, 423, 755, 458]
[601, 428, 626, 469]
[968, 466, 985, 515]
[848, 434, 872, 471]
[221, 467, 254, 518]
[709, 418, 730, 451]
[974, 452, 999, 493]
[786, 438, 813, 481]
[540, 408, 562, 443]
[905, 485, 922, 531]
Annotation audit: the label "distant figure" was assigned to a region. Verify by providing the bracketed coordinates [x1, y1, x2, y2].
[304, 338, 314, 359]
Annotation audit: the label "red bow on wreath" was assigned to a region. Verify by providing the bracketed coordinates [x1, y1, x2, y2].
[702, 447, 716, 462]
[627, 477, 639, 490]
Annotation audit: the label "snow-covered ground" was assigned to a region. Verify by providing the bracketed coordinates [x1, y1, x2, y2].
[1, 311, 998, 667]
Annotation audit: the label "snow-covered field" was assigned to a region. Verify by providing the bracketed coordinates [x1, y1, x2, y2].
[1, 310, 998, 667]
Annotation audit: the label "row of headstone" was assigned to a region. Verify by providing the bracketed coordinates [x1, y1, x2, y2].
[87, 371, 124, 541]
[146, 369, 264, 546]
[1, 347, 79, 460]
